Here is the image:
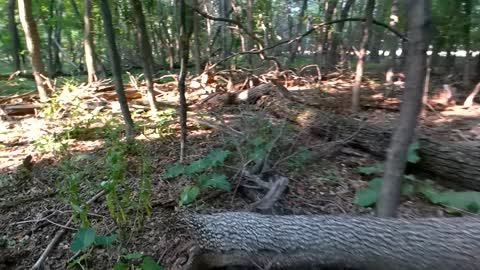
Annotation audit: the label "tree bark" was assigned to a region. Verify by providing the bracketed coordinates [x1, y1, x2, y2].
[310, 115, 480, 191]
[351, 0, 375, 113]
[83, 0, 98, 84]
[462, 0, 472, 87]
[99, 0, 135, 138]
[184, 212, 480, 270]
[130, 0, 158, 112]
[178, 0, 192, 161]
[286, 0, 308, 67]
[464, 82, 480, 107]
[376, 0, 430, 217]
[8, 0, 22, 71]
[18, 0, 49, 102]
[327, 0, 355, 69]
[191, 0, 202, 75]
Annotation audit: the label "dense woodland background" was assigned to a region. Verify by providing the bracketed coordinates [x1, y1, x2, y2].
[1, 0, 480, 270]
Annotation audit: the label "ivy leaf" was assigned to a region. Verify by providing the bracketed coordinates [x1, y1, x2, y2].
[403, 174, 416, 181]
[163, 163, 184, 178]
[179, 185, 200, 206]
[367, 178, 383, 189]
[184, 159, 211, 175]
[407, 143, 421, 163]
[94, 233, 117, 246]
[141, 256, 164, 270]
[358, 163, 384, 175]
[205, 149, 230, 167]
[353, 188, 378, 207]
[199, 173, 230, 191]
[70, 227, 96, 252]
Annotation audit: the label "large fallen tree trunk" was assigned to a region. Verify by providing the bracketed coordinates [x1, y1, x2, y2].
[309, 115, 480, 191]
[183, 212, 480, 270]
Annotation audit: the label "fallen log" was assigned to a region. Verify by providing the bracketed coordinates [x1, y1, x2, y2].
[183, 212, 480, 270]
[310, 115, 480, 191]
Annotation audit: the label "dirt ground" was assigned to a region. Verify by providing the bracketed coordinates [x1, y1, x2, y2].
[1, 74, 479, 270]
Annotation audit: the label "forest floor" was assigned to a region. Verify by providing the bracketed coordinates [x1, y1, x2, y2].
[0, 72, 479, 269]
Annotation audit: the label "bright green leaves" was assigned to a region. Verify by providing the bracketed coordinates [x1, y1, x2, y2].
[420, 181, 480, 213]
[70, 227, 96, 253]
[198, 173, 231, 191]
[179, 186, 201, 206]
[141, 256, 164, 270]
[358, 163, 384, 175]
[407, 143, 421, 163]
[70, 227, 117, 253]
[163, 149, 231, 206]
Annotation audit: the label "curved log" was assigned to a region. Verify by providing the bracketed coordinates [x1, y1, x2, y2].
[184, 212, 480, 270]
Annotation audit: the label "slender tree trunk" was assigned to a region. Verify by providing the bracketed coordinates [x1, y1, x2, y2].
[178, 0, 192, 161]
[53, 0, 62, 74]
[130, 0, 158, 112]
[219, 0, 232, 62]
[69, 0, 81, 19]
[463, 0, 472, 87]
[315, 0, 338, 67]
[8, 0, 22, 71]
[385, 0, 399, 81]
[191, 0, 202, 75]
[83, 0, 98, 83]
[287, 0, 308, 67]
[46, 0, 55, 76]
[327, 0, 355, 69]
[245, 0, 254, 67]
[99, 0, 135, 138]
[18, 0, 49, 102]
[351, 0, 375, 113]
[377, 0, 430, 217]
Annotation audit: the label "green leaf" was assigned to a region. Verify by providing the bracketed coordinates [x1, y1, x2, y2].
[184, 159, 211, 175]
[407, 143, 421, 163]
[367, 178, 383, 190]
[353, 188, 378, 207]
[70, 227, 96, 252]
[401, 183, 415, 196]
[358, 163, 384, 175]
[141, 256, 164, 270]
[205, 149, 230, 167]
[163, 163, 184, 178]
[428, 191, 480, 213]
[179, 185, 200, 206]
[125, 252, 144, 260]
[198, 173, 230, 191]
[114, 260, 127, 270]
[94, 233, 117, 246]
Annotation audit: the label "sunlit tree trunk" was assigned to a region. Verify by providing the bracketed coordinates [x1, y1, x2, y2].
[385, 0, 399, 83]
[377, 0, 430, 217]
[18, 0, 49, 102]
[351, 0, 375, 113]
[99, 0, 135, 138]
[84, 0, 98, 83]
[8, 0, 22, 71]
[130, 0, 158, 112]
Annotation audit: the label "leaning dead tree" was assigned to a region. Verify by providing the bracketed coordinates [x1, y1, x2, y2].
[182, 212, 480, 270]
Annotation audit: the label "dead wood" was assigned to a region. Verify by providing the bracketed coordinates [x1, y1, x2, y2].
[182, 212, 480, 270]
[310, 115, 480, 191]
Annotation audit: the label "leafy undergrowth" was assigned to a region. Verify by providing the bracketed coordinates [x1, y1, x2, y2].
[1, 74, 479, 270]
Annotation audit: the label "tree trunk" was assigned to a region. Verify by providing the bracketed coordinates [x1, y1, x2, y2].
[286, 0, 308, 67]
[310, 115, 480, 191]
[245, 0, 254, 67]
[99, 0, 135, 138]
[327, 0, 355, 69]
[53, 0, 62, 74]
[464, 82, 480, 107]
[130, 0, 158, 112]
[385, 0, 399, 82]
[376, 0, 430, 217]
[191, 0, 202, 75]
[351, 0, 375, 113]
[184, 212, 480, 270]
[8, 0, 22, 71]
[178, 0, 192, 161]
[462, 0, 472, 87]
[314, 0, 338, 67]
[18, 0, 49, 102]
[83, 0, 98, 84]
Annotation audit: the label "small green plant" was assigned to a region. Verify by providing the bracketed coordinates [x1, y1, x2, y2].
[163, 149, 231, 206]
[32, 133, 69, 154]
[114, 253, 163, 270]
[68, 227, 118, 269]
[353, 143, 420, 207]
